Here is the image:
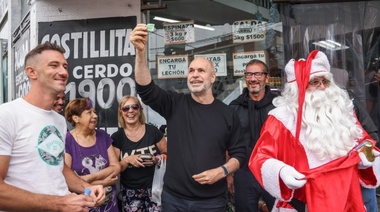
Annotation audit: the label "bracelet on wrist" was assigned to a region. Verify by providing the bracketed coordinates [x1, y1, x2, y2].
[220, 165, 228, 177]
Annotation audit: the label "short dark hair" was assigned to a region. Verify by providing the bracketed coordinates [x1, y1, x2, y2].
[65, 98, 93, 127]
[24, 41, 65, 66]
[245, 59, 269, 74]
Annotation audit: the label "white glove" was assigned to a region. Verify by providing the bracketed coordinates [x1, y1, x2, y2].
[358, 151, 380, 169]
[279, 166, 307, 189]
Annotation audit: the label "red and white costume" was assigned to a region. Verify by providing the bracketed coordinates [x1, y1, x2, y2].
[249, 107, 380, 211]
[248, 50, 380, 212]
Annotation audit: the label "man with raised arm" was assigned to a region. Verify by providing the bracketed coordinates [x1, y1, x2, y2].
[130, 23, 246, 211]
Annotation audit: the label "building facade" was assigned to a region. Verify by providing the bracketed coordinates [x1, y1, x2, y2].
[0, 0, 379, 134]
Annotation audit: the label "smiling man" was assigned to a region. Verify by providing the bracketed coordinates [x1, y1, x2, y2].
[130, 23, 246, 211]
[229, 59, 276, 212]
[0, 42, 105, 211]
[52, 91, 66, 113]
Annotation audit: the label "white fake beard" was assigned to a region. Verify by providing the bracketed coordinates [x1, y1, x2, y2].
[302, 86, 363, 161]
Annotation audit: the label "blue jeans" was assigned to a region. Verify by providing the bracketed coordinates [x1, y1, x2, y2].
[234, 169, 275, 212]
[361, 187, 378, 212]
[161, 190, 226, 212]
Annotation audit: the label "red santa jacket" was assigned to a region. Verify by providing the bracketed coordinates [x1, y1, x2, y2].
[248, 109, 379, 212]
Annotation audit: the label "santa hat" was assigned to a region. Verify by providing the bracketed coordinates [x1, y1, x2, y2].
[284, 50, 330, 140]
[285, 51, 330, 83]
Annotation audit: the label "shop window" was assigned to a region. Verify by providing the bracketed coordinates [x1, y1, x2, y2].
[142, 0, 284, 124]
[279, 1, 380, 137]
[140, 0, 284, 124]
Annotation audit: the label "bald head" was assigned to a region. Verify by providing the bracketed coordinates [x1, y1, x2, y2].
[190, 57, 215, 74]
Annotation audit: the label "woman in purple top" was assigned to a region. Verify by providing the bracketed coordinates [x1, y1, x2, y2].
[65, 98, 121, 212]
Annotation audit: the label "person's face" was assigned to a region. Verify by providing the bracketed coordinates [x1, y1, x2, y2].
[244, 63, 268, 98]
[187, 58, 216, 95]
[77, 108, 98, 130]
[52, 92, 65, 113]
[33, 50, 69, 95]
[121, 99, 141, 126]
[307, 76, 331, 91]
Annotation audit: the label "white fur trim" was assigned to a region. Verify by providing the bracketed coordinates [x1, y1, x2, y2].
[276, 208, 298, 212]
[269, 106, 330, 168]
[262, 159, 294, 201]
[269, 106, 296, 138]
[285, 51, 330, 82]
[359, 156, 380, 188]
[374, 157, 380, 187]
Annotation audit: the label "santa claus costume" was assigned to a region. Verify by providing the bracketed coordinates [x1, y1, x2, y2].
[248, 50, 380, 212]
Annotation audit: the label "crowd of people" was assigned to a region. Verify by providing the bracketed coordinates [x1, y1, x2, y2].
[0, 23, 380, 212]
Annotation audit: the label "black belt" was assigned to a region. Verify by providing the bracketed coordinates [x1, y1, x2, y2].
[289, 198, 306, 212]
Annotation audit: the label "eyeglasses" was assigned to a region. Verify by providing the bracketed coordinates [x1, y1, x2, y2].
[308, 79, 331, 87]
[121, 104, 140, 112]
[244, 72, 267, 79]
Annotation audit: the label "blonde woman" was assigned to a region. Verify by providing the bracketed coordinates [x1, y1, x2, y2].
[111, 95, 167, 212]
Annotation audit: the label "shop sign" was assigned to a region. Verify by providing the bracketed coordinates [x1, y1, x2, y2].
[14, 28, 30, 98]
[157, 55, 189, 79]
[194, 53, 227, 76]
[164, 21, 195, 45]
[232, 19, 266, 43]
[38, 16, 137, 130]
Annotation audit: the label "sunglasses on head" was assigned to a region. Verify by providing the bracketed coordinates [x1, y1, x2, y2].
[121, 104, 140, 112]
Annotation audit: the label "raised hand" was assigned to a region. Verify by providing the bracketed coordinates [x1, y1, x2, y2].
[130, 24, 148, 52]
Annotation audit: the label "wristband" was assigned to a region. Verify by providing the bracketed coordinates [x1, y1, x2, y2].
[220, 165, 228, 177]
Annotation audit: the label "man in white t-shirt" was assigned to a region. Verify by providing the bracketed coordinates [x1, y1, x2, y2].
[0, 42, 105, 211]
